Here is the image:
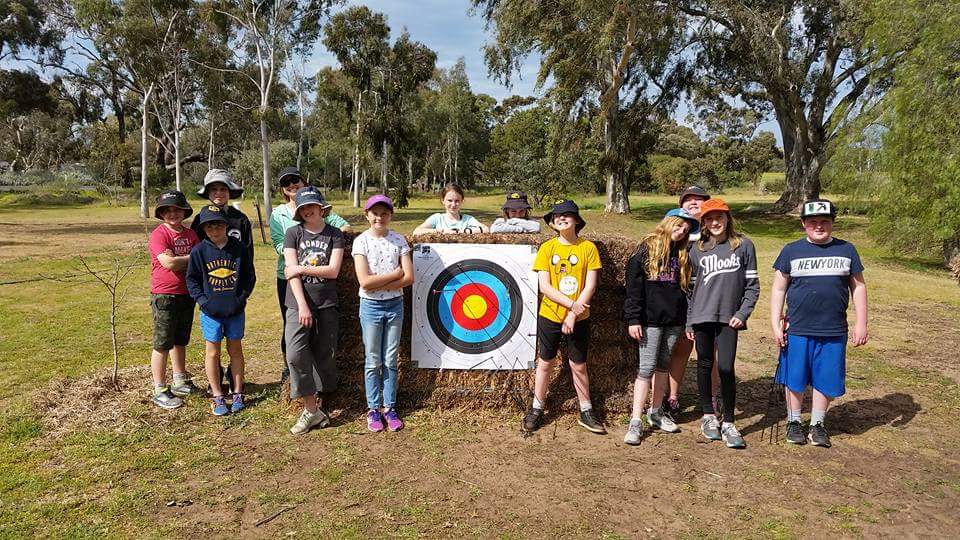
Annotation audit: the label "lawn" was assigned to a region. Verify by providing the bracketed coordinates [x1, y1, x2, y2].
[1, 187, 958, 538]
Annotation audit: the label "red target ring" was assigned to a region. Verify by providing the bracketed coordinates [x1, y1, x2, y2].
[450, 283, 499, 331]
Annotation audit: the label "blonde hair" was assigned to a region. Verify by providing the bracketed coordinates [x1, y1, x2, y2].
[641, 216, 692, 292]
[697, 210, 742, 251]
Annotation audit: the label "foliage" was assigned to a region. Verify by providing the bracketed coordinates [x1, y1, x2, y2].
[232, 139, 299, 197]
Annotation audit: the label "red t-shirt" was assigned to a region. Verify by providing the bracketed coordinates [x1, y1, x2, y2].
[149, 224, 200, 294]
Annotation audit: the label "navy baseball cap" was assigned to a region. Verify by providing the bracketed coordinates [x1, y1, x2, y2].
[679, 186, 710, 206]
[194, 204, 228, 227]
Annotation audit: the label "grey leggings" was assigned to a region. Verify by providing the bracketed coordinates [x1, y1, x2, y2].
[636, 325, 683, 380]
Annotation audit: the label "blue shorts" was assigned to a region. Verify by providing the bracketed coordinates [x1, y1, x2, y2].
[775, 334, 846, 398]
[199, 311, 245, 342]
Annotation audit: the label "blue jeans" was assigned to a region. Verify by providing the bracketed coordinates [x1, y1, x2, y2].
[359, 297, 404, 409]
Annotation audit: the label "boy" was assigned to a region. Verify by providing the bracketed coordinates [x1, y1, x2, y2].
[522, 199, 604, 434]
[187, 205, 257, 416]
[490, 190, 541, 233]
[770, 199, 868, 447]
[148, 190, 200, 409]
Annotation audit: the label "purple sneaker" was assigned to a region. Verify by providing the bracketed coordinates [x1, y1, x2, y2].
[367, 409, 385, 432]
[384, 409, 404, 432]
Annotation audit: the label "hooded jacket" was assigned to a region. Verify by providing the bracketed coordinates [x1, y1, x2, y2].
[186, 237, 256, 318]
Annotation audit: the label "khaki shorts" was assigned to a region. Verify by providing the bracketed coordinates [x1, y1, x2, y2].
[152, 294, 195, 351]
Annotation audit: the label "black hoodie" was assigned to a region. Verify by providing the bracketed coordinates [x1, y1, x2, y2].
[186, 237, 256, 318]
[623, 244, 689, 327]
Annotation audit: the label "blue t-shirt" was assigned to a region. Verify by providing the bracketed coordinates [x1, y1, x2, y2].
[772, 238, 864, 336]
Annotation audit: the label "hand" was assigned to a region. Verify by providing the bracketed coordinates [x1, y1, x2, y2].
[441, 229, 458, 235]
[569, 300, 589, 316]
[561, 313, 576, 335]
[728, 316, 744, 329]
[772, 326, 786, 349]
[851, 323, 869, 346]
[284, 265, 301, 279]
[162, 249, 174, 257]
[628, 325, 643, 341]
[392, 267, 405, 279]
[298, 304, 313, 328]
[685, 330, 695, 341]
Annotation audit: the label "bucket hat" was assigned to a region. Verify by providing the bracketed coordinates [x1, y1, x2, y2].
[543, 199, 585, 233]
[198, 169, 244, 199]
[154, 190, 193, 219]
[294, 186, 332, 221]
[502, 190, 533, 211]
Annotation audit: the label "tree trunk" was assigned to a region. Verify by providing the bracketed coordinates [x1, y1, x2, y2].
[297, 84, 305, 170]
[140, 85, 154, 219]
[208, 115, 216, 169]
[380, 138, 388, 194]
[352, 91, 362, 208]
[173, 103, 182, 192]
[603, 108, 629, 214]
[260, 113, 272, 215]
[338, 156, 343, 191]
[772, 119, 823, 213]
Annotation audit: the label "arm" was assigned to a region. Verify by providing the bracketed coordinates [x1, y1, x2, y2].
[242, 216, 256, 274]
[731, 241, 760, 328]
[769, 270, 791, 348]
[464, 215, 489, 234]
[157, 251, 190, 272]
[849, 272, 868, 346]
[298, 247, 344, 280]
[685, 251, 698, 338]
[185, 252, 207, 306]
[412, 215, 438, 236]
[269, 210, 286, 255]
[284, 247, 313, 327]
[538, 271, 576, 310]
[377, 252, 415, 291]
[238, 249, 256, 303]
[353, 254, 404, 290]
[623, 251, 647, 340]
[340, 223, 353, 232]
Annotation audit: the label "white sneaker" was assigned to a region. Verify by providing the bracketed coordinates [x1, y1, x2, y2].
[623, 420, 643, 446]
[721, 423, 746, 449]
[648, 410, 680, 433]
[290, 409, 330, 435]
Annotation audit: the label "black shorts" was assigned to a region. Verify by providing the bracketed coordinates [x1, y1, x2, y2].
[537, 315, 591, 364]
[151, 293, 196, 351]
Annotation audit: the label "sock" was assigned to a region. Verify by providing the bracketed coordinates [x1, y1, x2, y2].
[703, 414, 717, 421]
[532, 396, 544, 410]
[648, 407, 660, 416]
[629, 417, 642, 427]
[787, 409, 801, 422]
[172, 372, 188, 385]
[153, 383, 165, 393]
[722, 421, 734, 429]
[810, 409, 826, 425]
[579, 400, 592, 412]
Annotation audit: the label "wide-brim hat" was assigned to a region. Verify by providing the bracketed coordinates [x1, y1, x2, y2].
[194, 204, 228, 227]
[198, 169, 244, 199]
[665, 208, 699, 234]
[502, 190, 532, 211]
[277, 166, 306, 186]
[294, 186, 332, 221]
[154, 190, 193, 219]
[679, 185, 710, 206]
[699, 198, 730, 221]
[800, 198, 837, 219]
[543, 199, 585, 232]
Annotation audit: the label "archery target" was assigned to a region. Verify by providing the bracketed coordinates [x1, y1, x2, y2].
[412, 243, 538, 370]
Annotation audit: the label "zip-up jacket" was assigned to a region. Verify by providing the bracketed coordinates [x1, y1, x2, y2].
[186, 237, 256, 318]
[623, 244, 689, 327]
[686, 236, 759, 332]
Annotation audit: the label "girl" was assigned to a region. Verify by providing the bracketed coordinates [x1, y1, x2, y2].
[685, 198, 759, 449]
[412, 183, 488, 235]
[490, 190, 540, 233]
[622, 209, 698, 445]
[270, 167, 350, 382]
[352, 195, 414, 432]
[283, 186, 345, 435]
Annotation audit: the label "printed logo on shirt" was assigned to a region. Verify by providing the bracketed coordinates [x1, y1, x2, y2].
[651, 256, 680, 283]
[172, 235, 194, 256]
[206, 259, 238, 291]
[789, 256, 851, 277]
[699, 253, 742, 285]
[228, 228, 242, 242]
[299, 238, 330, 284]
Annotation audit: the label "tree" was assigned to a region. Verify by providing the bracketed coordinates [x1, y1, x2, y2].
[0, 0, 59, 61]
[681, 0, 903, 211]
[475, 0, 691, 213]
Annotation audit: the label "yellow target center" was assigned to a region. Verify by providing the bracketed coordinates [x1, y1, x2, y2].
[462, 294, 488, 319]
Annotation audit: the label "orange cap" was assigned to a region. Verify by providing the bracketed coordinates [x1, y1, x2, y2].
[699, 198, 730, 221]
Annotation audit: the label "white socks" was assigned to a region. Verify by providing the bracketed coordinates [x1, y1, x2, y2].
[532, 396, 544, 410]
[579, 400, 592, 412]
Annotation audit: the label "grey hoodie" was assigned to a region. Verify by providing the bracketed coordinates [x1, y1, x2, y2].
[686, 236, 760, 331]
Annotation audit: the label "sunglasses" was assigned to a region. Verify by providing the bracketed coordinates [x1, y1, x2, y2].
[280, 176, 304, 187]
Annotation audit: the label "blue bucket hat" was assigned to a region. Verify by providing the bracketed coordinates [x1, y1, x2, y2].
[665, 208, 700, 234]
[194, 204, 228, 228]
[543, 199, 585, 232]
[294, 186, 332, 221]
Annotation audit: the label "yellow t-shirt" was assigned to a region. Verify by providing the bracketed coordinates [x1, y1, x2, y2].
[533, 237, 602, 323]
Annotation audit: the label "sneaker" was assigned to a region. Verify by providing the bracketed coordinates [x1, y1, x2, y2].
[521, 407, 544, 433]
[230, 393, 245, 413]
[721, 423, 746, 449]
[152, 387, 184, 410]
[700, 416, 721, 440]
[367, 409, 385, 432]
[808, 422, 832, 447]
[648, 410, 680, 433]
[384, 409, 404, 432]
[290, 408, 331, 435]
[623, 420, 643, 446]
[169, 378, 199, 397]
[785, 420, 806, 444]
[578, 409, 607, 434]
[210, 395, 229, 416]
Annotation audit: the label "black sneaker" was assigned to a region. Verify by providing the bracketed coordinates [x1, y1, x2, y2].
[808, 422, 832, 447]
[578, 409, 607, 434]
[522, 408, 544, 432]
[785, 420, 806, 445]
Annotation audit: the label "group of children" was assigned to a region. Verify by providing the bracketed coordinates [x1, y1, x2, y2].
[149, 174, 868, 448]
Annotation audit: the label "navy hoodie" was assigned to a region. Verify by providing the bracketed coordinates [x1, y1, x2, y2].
[186, 237, 256, 318]
[191, 205, 256, 281]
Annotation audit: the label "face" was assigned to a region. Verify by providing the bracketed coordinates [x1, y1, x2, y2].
[203, 222, 227, 242]
[281, 176, 305, 200]
[670, 220, 691, 242]
[159, 206, 185, 227]
[365, 204, 393, 229]
[802, 216, 834, 243]
[207, 183, 230, 206]
[505, 207, 527, 219]
[681, 195, 708, 218]
[552, 212, 578, 232]
[702, 211, 729, 237]
[442, 191, 463, 214]
[298, 204, 326, 225]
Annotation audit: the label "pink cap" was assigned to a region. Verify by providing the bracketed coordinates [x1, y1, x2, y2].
[364, 194, 394, 211]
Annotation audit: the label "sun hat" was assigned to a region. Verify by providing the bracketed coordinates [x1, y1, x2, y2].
[678, 185, 710, 206]
[154, 190, 193, 219]
[194, 204, 228, 227]
[665, 208, 699, 234]
[698, 198, 730, 221]
[543, 199, 585, 232]
[293, 186, 332, 221]
[277, 166, 306, 187]
[502, 190, 533, 211]
[364, 194, 394, 212]
[198, 169, 244, 199]
[800, 199, 837, 219]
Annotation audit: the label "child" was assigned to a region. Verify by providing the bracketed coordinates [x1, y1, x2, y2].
[685, 198, 759, 448]
[186, 205, 256, 416]
[412, 183, 489, 235]
[622, 208, 698, 445]
[522, 199, 604, 434]
[490, 191, 541, 233]
[770, 199, 868, 447]
[148, 190, 200, 409]
[284, 186, 345, 435]
[352, 194, 414, 432]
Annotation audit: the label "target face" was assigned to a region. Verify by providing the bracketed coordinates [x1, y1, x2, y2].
[412, 244, 538, 370]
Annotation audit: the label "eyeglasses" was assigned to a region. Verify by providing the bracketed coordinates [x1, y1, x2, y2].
[280, 176, 304, 187]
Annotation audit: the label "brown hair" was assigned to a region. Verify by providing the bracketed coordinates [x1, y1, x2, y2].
[641, 216, 692, 292]
[281, 178, 308, 202]
[697, 211, 743, 251]
[441, 183, 465, 200]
